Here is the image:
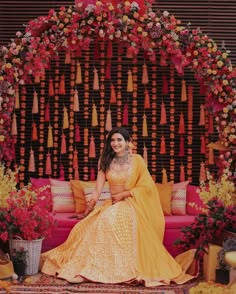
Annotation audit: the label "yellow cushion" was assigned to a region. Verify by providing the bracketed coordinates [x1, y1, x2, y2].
[156, 182, 174, 215]
[70, 180, 88, 214]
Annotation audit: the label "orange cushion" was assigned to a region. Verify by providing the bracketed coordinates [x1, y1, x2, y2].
[70, 180, 88, 214]
[156, 182, 173, 215]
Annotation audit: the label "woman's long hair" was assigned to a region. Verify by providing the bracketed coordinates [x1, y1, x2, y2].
[99, 127, 130, 172]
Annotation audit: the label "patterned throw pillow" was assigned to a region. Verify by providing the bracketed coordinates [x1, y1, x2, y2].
[155, 182, 174, 215]
[186, 185, 206, 215]
[171, 181, 189, 215]
[50, 179, 75, 213]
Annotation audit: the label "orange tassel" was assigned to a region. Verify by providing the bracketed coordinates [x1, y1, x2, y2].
[142, 63, 149, 84]
[63, 106, 69, 129]
[93, 67, 99, 90]
[162, 168, 168, 184]
[45, 152, 52, 175]
[47, 125, 53, 148]
[180, 164, 185, 182]
[74, 168, 79, 180]
[32, 122, 38, 141]
[199, 162, 207, 182]
[73, 149, 78, 168]
[73, 89, 80, 112]
[75, 123, 81, 142]
[178, 112, 185, 134]
[34, 73, 40, 83]
[11, 113, 17, 136]
[28, 148, 35, 172]
[160, 135, 166, 154]
[89, 136, 96, 158]
[142, 114, 148, 137]
[48, 78, 54, 96]
[110, 84, 116, 104]
[65, 51, 71, 64]
[208, 147, 214, 165]
[144, 89, 150, 109]
[200, 135, 206, 154]
[32, 90, 39, 114]
[160, 102, 167, 125]
[61, 133, 67, 154]
[59, 75, 66, 95]
[45, 103, 50, 122]
[105, 109, 112, 131]
[181, 80, 187, 101]
[14, 88, 20, 109]
[76, 62, 82, 84]
[199, 104, 205, 126]
[143, 144, 148, 166]
[127, 70, 133, 92]
[60, 164, 65, 180]
[92, 103, 98, 127]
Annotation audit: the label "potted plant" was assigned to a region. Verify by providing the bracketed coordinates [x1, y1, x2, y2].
[0, 178, 55, 275]
[174, 169, 236, 259]
[11, 247, 28, 278]
[216, 237, 236, 285]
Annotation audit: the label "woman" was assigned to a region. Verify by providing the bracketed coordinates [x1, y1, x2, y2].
[41, 127, 198, 286]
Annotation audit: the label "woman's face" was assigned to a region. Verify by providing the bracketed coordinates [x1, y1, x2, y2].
[110, 133, 127, 156]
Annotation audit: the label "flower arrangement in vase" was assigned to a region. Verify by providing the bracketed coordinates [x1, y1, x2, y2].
[175, 168, 236, 259]
[0, 183, 55, 242]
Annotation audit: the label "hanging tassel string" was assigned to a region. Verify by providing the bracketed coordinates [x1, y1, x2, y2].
[28, 148, 35, 172]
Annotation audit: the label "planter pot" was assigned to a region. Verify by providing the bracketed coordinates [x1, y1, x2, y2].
[215, 269, 229, 285]
[13, 261, 26, 277]
[9, 238, 43, 275]
[212, 230, 236, 246]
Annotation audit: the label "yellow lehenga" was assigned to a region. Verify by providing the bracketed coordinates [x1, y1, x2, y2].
[41, 154, 198, 287]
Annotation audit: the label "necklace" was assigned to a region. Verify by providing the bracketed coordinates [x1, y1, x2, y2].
[113, 152, 130, 166]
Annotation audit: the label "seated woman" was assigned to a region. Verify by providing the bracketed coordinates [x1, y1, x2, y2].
[41, 127, 198, 287]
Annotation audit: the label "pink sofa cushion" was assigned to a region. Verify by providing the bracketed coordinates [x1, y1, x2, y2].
[164, 215, 195, 229]
[186, 185, 206, 215]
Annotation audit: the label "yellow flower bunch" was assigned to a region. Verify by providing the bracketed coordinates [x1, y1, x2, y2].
[199, 169, 236, 207]
[0, 163, 18, 207]
[189, 281, 235, 294]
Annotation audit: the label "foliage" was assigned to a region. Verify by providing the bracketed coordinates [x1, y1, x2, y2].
[0, 163, 17, 207]
[175, 170, 236, 259]
[189, 281, 232, 294]
[0, 184, 55, 241]
[10, 247, 28, 264]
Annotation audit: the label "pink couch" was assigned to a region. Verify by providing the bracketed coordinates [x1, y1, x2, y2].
[41, 212, 196, 257]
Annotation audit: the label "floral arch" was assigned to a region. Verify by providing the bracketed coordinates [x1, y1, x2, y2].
[0, 0, 236, 180]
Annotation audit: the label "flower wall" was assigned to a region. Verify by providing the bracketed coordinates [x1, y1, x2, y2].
[0, 0, 235, 185]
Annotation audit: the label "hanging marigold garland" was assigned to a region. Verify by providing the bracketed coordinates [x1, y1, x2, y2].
[151, 64, 157, 181]
[131, 58, 138, 152]
[99, 41, 105, 154]
[116, 45, 122, 127]
[169, 65, 175, 182]
[19, 86, 26, 187]
[187, 85, 193, 182]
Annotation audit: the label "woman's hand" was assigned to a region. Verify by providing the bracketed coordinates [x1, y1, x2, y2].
[112, 191, 131, 204]
[84, 198, 97, 216]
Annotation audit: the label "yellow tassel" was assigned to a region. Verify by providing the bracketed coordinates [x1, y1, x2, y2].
[92, 103, 98, 127]
[110, 84, 116, 103]
[93, 67, 99, 90]
[181, 80, 187, 101]
[127, 70, 133, 92]
[142, 64, 149, 84]
[105, 109, 112, 131]
[47, 125, 53, 148]
[63, 106, 69, 129]
[162, 168, 168, 184]
[14, 88, 20, 109]
[142, 114, 148, 137]
[65, 51, 71, 64]
[73, 89, 80, 112]
[32, 90, 38, 114]
[76, 62, 82, 84]
[11, 113, 17, 135]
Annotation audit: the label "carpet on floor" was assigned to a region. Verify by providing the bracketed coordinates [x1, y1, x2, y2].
[0, 273, 201, 294]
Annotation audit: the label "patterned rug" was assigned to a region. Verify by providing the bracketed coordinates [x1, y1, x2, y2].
[0, 273, 201, 294]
